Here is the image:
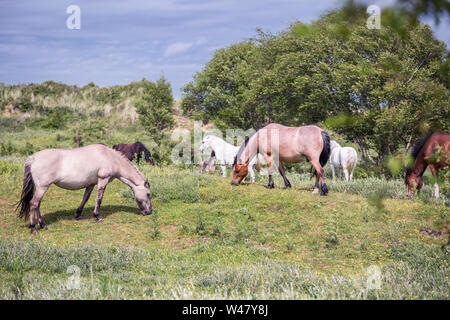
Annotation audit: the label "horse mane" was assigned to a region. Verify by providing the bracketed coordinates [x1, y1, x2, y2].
[110, 147, 147, 183]
[134, 141, 152, 162]
[410, 132, 435, 160]
[405, 132, 435, 185]
[233, 130, 258, 166]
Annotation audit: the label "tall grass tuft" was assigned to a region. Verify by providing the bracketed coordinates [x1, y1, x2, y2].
[1, 239, 447, 299]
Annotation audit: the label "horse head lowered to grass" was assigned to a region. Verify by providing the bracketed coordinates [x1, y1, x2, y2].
[16, 144, 152, 234]
[231, 123, 331, 195]
[199, 134, 265, 182]
[405, 131, 449, 199]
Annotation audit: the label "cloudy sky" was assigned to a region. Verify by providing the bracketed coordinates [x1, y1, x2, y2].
[0, 0, 448, 98]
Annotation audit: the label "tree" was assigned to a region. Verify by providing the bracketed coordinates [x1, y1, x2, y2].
[181, 42, 258, 130]
[135, 77, 174, 162]
[182, 3, 449, 163]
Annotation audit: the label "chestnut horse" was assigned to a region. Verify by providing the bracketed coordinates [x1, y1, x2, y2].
[405, 131, 449, 198]
[231, 124, 331, 195]
[112, 141, 153, 165]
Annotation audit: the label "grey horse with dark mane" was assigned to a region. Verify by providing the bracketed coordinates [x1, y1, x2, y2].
[16, 144, 152, 234]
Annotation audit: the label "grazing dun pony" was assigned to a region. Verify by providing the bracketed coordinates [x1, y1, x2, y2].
[329, 141, 358, 181]
[16, 144, 152, 234]
[231, 124, 331, 195]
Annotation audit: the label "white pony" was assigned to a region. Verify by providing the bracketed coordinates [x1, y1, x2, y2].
[199, 135, 264, 182]
[329, 140, 358, 181]
[200, 150, 217, 173]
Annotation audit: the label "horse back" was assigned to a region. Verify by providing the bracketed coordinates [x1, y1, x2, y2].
[425, 132, 450, 166]
[30, 145, 119, 189]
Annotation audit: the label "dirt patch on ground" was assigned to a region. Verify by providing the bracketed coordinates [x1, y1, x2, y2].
[163, 224, 177, 232]
[419, 228, 441, 238]
[170, 236, 198, 250]
[0, 199, 11, 206]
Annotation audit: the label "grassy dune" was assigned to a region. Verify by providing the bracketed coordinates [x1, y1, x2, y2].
[0, 161, 448, 299]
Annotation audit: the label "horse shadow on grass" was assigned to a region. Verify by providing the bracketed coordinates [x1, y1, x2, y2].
[40, 205, 140, 227]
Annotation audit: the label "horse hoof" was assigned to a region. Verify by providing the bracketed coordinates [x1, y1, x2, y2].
[30, 229, 38, 235]
[96, 219, 103, 223]
[75, 216, 83, 221]
[312, 188, 319, 194]
[41, 226, 48, 231]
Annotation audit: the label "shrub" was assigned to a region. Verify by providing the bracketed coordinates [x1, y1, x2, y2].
[120, 167, 217, 203]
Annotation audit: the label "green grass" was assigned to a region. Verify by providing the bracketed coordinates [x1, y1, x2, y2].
[0, 159, 448, 299]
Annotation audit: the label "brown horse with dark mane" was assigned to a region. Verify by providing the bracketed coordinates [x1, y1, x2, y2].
[231, 123, 331, 195]
[405, 132, 449, 198]
[112, 141, 154, 165]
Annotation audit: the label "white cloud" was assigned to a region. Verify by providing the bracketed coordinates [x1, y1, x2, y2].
[164, 38, 207, 57]
[164, 42, 194, 56]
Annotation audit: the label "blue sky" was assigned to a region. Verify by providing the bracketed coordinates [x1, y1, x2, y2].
[0, 0, 448, 98]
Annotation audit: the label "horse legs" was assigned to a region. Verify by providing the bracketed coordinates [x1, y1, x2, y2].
[434, 183, 440, 199]
[75, 184, 95, 220]
[221, 165, 227, 177]
[136, 152, 141, 164]
[343, 166, 349, 182]
[330, 164, 336, 180]
[349, 162, 356, 181]
[278, 162, 291, 188]
[310, 159, 328, 196]
[247, 156, 256, 183]
[266, 154, 275, 189]
[312, 172, 320, 194]
[93, 178, 109, 222]
[429, 165, 440, 199]
[29, 186, 49, 234]
[248, 165, 256, 183]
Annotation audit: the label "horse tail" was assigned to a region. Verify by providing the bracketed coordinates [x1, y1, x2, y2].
[16, 157, 35, 220]
[310, 131, 331, 179]
[320, 131, 331, 167]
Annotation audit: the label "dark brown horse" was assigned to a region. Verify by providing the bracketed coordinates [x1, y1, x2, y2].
[405, 132, 449, 198]
[112, 142, 153, 165]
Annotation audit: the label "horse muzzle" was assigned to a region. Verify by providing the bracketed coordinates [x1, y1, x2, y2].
[230, 181, 240, 186]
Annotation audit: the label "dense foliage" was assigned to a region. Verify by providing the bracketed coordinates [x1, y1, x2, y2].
[182, 4, 450, 164]
[134, 77, 175, 163]
[0, 78, 175, 163]
[0, 80, 155, 117]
